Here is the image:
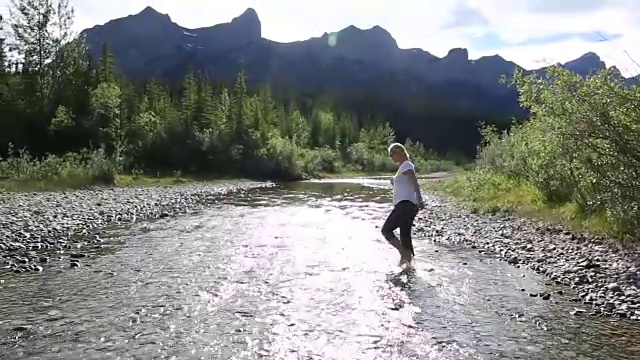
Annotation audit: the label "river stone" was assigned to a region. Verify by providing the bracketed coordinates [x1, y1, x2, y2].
[0, 181, 272, 275]
[414, 192, 640, 320]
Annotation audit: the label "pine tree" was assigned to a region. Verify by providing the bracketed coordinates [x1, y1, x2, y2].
[197, 81, 216, 131]
[233, 63, 248, 135]
[0, 14, 8, 122]
[97, 42, 115, 84]
[180, 68, 198, 129]
[7, 0, 74, 107]
[0, 15, 6, 78]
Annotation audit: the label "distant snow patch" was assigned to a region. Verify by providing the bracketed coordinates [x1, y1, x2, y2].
[183, 31, 197, 37]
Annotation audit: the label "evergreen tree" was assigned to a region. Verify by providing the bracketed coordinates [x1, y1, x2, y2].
[0, 3, 440, 183]
[97, 42, 115, 84]
[0, 15, 6, 78]
[7, 0, 74, 108]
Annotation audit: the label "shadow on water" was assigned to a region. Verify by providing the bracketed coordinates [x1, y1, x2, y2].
[1, 178, 640, 359]
[386, 267, 419, 293]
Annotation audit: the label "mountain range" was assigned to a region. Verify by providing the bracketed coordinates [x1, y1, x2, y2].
[80, 7, 637, 154]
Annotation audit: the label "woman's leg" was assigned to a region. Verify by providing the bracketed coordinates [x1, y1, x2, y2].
[381, 208, 402, 252]
[398, 201, 419, 257]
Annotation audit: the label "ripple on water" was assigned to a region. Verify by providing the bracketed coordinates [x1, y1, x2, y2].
[0, 181, 640, 359]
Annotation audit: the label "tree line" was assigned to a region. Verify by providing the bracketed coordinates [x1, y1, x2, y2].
[0, 0, 453, 186]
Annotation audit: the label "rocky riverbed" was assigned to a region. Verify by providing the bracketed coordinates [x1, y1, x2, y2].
[0, 181, 272, 273]
[3, 178, 640, 324]
[6, 179, 640, 359]
[415, 195, 640, 321]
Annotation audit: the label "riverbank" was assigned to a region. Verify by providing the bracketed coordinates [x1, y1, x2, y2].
[419, 173, 640, 320]
[6, 172, 639, 321]
[315, 171, 393, 179]
[0, 180, 273, 273]
[0, 173, 253, 193]
[0, 171, 389, 193]
[421, 172, 614, 237]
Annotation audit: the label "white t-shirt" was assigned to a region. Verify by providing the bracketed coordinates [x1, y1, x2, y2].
[392, 160, 418, 206]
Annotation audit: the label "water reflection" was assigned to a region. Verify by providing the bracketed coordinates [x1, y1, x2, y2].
[0, 179, 639, 359]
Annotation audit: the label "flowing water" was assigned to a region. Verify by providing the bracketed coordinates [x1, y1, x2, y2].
[1, 179, 640, 359]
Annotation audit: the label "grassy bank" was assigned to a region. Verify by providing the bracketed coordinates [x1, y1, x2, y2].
[0, 173, 253, 192]
[423, 171, 615, 238]
[0, 148, 225, 192]
[0, 142, 461, 192]
[0, 174, 190, 192]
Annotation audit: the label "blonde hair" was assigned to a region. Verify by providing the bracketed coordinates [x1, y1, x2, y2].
[387, 142, 410, 160]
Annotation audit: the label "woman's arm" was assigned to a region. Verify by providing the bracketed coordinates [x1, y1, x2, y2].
[403, 169, 424, 207]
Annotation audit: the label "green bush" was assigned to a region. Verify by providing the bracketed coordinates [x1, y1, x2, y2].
[298, 146, 343, 175]
[0, 145, 119, 189]
[471, 66, 640, 237]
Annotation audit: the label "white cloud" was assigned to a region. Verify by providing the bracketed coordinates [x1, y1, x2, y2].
[461, 0, 640, 75]
[474, 34, 640, 77]
[1, 0, 639, 76]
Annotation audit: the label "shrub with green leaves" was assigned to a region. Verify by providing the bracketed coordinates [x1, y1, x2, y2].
[0, 145, 118, 188]
[474, 66, 640, 237]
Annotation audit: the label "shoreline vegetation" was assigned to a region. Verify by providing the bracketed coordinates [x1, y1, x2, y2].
[422, 173, 613, 238]
[0, 153, 458, 193]
[425, 66, 640, 243]
[0, 149, 459, 192]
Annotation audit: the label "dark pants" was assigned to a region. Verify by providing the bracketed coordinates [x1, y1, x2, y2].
[381, 200, 419, 256]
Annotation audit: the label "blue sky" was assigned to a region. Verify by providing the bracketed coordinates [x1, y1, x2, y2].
[2, 0, 639, 76]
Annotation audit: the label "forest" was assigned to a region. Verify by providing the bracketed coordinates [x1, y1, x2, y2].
[0, 0, 454, 189]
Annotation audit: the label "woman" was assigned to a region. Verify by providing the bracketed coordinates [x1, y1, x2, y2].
[382, 143, 424, 266]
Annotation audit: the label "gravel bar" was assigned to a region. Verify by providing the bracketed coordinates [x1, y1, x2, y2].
[415, 195, 640, 321]
[0, 181, 273, 272]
